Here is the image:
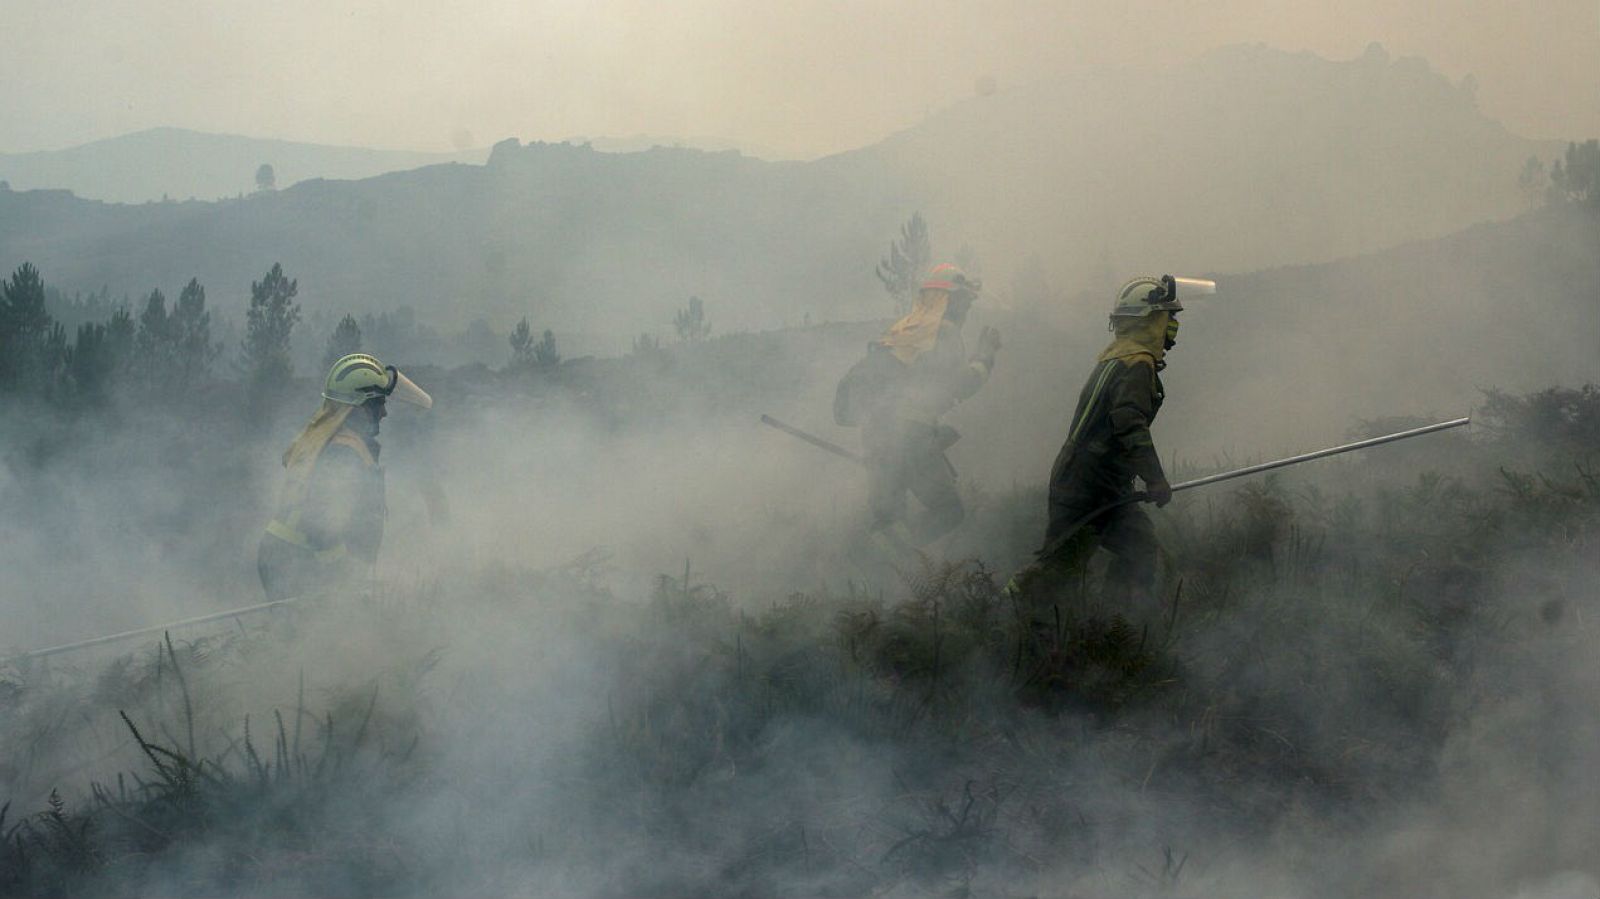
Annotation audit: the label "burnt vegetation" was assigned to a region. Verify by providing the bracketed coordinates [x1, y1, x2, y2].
[2, 384, 1597, 895]
[1, 147, 1598, 898]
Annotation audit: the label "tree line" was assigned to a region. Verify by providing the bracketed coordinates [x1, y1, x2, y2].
[0, 261, 303, 409]
[1519, 139, 1600, 209]
[1, 256, 734, 414]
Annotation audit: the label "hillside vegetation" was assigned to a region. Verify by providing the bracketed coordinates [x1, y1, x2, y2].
[0, 46, 1556, 341]
[2, 383, 1598, 897]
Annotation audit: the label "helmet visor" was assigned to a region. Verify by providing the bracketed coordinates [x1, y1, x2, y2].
[386, 367, 433, 409]
[1171, 277, 1217, 296]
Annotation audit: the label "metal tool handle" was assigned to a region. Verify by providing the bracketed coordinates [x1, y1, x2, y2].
[1170, 416, 1470, 494]
[1040, 416, 1470, 555]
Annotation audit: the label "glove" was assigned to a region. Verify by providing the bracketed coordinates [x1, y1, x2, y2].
[1146, 479, 1173, 508]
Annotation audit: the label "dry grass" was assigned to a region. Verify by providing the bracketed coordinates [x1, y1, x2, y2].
[4, 387, 1599, 896]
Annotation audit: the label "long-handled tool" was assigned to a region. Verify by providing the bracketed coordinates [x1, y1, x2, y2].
[13, 598, 300, 662]
[1045, 416, 1471, 552]
[760, 414, 864, 465]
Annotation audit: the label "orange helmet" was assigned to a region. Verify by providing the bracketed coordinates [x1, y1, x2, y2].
[921, 263, 980, 294]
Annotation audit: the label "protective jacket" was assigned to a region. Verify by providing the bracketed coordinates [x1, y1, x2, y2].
[1043, 312, 1168, 550]
[858, 289, 993, 544]
[259, 402, 386, 599]
[863, 308, 992, 455]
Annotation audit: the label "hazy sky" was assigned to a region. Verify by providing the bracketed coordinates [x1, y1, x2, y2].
[3, 0, 1596, 158]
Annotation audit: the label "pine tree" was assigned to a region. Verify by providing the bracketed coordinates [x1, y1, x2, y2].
[42, 321, 68, 396]
[171, 278, 220, 387]
[875, 212, 931, 314]
[673, 296, 711, 342]
[134, 288, 177, 391]
[533, 329, 560, 369]
[67, 321, 122, 402]
[322, 314, 364, 371]
[239, 262, 301, 394]
[508, 317, 535, 370]
[106, 306, 135, 367]
[1548, 140, 1600, 206]
[1, 263, 51, 337]
[0, 262, 58, 391]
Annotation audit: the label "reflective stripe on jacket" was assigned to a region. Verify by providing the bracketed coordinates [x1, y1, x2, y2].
[264, 429, 383, 563]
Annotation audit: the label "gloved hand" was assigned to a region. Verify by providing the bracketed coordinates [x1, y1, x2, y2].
[975, 326, 1002, 365]
[1145, 479, 1173, 507]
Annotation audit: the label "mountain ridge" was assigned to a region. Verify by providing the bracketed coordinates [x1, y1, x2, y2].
[0, 44, 1567, 344]
[0, 127, 489, 203]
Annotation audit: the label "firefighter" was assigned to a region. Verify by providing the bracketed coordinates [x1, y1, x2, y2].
[258, 353, 432, 600]
[837, 263, 1001, 554]
[1007, 275, 1188, 607]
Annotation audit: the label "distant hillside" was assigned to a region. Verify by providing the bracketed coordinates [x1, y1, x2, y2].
[930, 203, 1600, 485]
[1186, 203, 1600, 443]
[563, 133, 794, 160]
[377, 202, 1598, 491]
[847, 42, 1558, 285]
[0, 128, 487, 203]
[0, 46, 1565, 344]
[0, 141, 910, 343]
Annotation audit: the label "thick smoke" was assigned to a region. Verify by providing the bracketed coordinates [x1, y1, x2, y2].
[3, 30, 1599, 899]
[5, 292, 1600, 898]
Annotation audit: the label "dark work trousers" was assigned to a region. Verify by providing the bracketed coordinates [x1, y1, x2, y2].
[865, 421, 964, 546]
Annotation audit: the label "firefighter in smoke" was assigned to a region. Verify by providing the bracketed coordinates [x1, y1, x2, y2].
[835, 263, 1002, 553]
[1006, 275, 1205, 607]
[258, 353, 432, 600]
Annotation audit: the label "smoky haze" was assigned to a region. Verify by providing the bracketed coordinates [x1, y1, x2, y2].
[1, 0, 1595, 157]
[0, 43, 1563, 356]
[3, 7, 1600, 899]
